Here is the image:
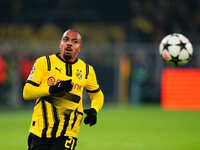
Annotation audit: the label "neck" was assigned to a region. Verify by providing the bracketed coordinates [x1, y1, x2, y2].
[59, 54, 77, 63]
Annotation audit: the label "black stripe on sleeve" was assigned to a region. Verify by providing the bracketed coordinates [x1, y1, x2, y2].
[46, 56, 51, 71]
[41, 99, 48, 138]
[60, 113, 71, 137]
[26, 80, 40, 87]
[51, 105, 60, 138]
[85, 64, 89, 79]
[86, 88, 100, 93]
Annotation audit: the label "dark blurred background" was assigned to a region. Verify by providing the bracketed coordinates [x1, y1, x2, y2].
[0, 0, 200, 107]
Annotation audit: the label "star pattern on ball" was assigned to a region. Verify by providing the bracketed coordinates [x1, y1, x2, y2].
[177, 40, 186, 50]
[160, 33, 193, 66]
[171, 56, 179, 66]
[163, 42, 170, 50]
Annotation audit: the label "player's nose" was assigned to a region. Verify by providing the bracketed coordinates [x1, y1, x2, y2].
[66, 41, 72, 47]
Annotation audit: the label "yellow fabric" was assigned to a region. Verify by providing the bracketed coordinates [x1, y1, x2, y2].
[23, 83, 49, 100]
[89, 90, 104, 112]
[23, 54, 104, 138]
[27, 56, 47, 84]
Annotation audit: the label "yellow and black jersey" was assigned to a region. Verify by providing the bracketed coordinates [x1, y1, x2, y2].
[23, 53, 104, 138]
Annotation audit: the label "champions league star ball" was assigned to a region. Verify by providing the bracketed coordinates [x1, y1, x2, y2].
[159, 33, 193, 66]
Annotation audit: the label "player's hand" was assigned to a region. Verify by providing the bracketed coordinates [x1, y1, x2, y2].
[49, 79, 73, 94]
[84, 108, 97, 126]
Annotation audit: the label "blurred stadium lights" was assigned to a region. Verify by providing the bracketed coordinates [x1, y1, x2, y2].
[1, 0, 200, 108]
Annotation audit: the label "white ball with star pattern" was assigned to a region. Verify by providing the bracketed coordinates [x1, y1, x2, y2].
[159, 33, 193, 66]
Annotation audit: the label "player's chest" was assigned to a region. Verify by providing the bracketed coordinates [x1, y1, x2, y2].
[46, 62, 87, 90]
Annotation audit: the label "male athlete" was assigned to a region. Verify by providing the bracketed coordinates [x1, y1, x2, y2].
[23, 29, 104, 150]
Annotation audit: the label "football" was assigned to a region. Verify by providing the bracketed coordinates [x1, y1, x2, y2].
[159, 33, 193, 66]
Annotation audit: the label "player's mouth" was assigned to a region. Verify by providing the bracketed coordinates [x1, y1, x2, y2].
[64, 47, 72, 54]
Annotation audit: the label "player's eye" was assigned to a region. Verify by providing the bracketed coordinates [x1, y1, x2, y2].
[63, 37, 68, 42]
[73, 40, 78, 44]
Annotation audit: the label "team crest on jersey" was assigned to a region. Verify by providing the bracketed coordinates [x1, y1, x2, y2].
[76, 69, 83, 80]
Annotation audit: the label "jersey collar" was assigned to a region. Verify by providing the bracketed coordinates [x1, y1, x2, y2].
[56, 53, 78, 64]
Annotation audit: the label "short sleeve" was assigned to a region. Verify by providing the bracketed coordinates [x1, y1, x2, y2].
[27, 56, 47, 84]
[85, 65, 100, 92]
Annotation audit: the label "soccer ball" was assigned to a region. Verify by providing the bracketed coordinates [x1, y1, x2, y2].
[159, 33, 193, 66]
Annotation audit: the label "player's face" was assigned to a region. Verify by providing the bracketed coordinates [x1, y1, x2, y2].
[59, 30, 82, 62]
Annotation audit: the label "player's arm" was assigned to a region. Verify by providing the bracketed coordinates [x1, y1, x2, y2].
[23, 57, 50, 100]
[23, 80, 72, 100]
[86, 89, 104, 112]
[84, 65, 104, 126]
[23, 57, 73, 100]
[23, 81, 50, 100]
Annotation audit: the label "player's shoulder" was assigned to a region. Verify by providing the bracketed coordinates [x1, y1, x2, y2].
[78, 59, 96, 75]
[34, 55, 47, 64]
[46, 53, 57, 59]
[37, 53, 56, 61]
[78, 58, 92, 67]
[34, 53, 57, 65]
